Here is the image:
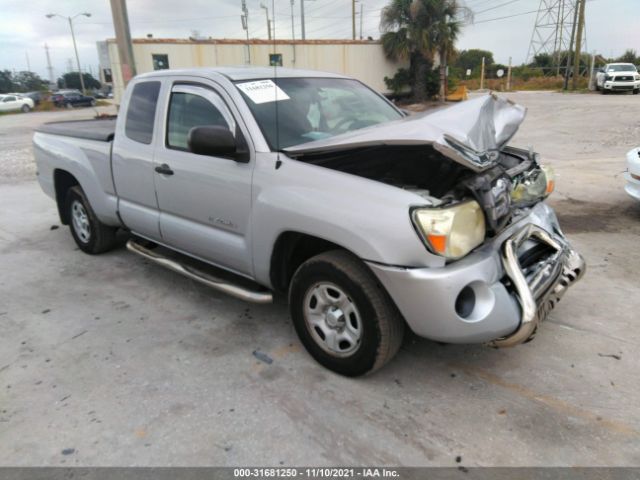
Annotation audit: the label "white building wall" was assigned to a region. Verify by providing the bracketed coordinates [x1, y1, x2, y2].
[107, 39, 407, 102]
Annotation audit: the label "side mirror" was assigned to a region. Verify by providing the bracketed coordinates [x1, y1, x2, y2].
[188, 125, 237, 158]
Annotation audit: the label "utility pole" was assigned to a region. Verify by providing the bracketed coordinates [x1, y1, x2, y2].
[588, 53, 595, 90]
[44, 44, 55, 86]
[240, 0, 251, 64]
[300, 0, 306, 40]
[109, 0, 137, 86]
[480, 56, 485, 90]
[571, 0, 586, 90]
[352, 0, 356, 40]
[290, 0, 296, 64]
[507, 56, 512, 91]
[359, 3, 363, 40]
[563, 0, 579, 90]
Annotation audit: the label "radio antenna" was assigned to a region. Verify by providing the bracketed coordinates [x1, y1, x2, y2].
[272, 0, 281, 155]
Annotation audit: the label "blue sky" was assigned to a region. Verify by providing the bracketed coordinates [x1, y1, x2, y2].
[0, 0, 638, 80]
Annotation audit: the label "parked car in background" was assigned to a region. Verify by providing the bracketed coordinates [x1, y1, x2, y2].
[52, 91, 97, 108]
[0, 94, 34, 113]
[625, 147, 640, 201]
[32, 67, 585, 376]
[23, 91, 43, 105]
[93, 91, 106, 99]
[595, 63, 640, 94]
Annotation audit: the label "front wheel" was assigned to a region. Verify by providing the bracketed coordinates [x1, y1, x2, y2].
[90, 99, 97, 106]
[289, 250, 404, 376]
[65, 186, 117, 254]
[634, 89, 639, 95]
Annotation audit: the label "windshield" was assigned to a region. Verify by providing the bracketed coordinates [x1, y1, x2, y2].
[607, 64, 636, 72]
[235, 77, 403, 149]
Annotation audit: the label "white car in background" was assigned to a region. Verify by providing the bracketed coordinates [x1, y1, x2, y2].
[625, 147, 640, 201]
[0, 94, 35, 113]
[595, 63, 640, 94]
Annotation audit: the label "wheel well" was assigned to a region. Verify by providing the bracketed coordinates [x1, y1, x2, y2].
[270, 232, 345, 293]
[54, 170, 79, 225]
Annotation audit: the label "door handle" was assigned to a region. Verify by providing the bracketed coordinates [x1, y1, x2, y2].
[155, 163, 174, 176]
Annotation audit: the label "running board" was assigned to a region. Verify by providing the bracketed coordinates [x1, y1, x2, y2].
[126, 239, 273, 304]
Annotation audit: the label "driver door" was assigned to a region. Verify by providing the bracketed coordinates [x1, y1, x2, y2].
[153, 83, 254, 276]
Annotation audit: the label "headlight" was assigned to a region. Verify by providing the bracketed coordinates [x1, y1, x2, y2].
[412, 200, 485, 259]
[511, 165, 555, 206]
[635, 75, 640, 81]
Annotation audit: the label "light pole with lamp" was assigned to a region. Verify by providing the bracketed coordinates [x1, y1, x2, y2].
[260, 3, 272, 40]
[45, 12, 91, 93]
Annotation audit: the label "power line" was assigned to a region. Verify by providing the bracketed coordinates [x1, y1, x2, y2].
[473, 0, 525, 15]
[473, 8, 540, 24]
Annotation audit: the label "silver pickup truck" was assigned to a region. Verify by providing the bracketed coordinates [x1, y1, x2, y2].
[33, 67, 585, 376]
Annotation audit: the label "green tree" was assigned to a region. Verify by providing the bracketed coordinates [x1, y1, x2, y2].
[616, 49, 637, 64]
[380, 0, 468, 102]
[0, 70, 15, 93]
[12, 71, 47, 92]
[454, 49, 494, 77]
[57, 72, 101, 91]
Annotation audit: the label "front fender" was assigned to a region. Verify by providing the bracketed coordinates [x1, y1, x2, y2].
[250, 154, 444, 287]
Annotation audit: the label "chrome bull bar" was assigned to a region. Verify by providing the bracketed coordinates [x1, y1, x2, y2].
[489, 224, 586, 348]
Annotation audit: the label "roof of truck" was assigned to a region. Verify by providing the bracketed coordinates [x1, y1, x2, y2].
[136, 66, 348, 81]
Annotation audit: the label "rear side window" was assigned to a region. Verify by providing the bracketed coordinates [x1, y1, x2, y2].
[125, 81, 161, 144]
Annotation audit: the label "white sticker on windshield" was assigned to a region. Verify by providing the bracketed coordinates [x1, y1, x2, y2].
[236, 79, 290, 104]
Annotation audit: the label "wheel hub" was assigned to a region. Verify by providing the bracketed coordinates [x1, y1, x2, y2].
[71, 200, 91, 243]
[325, 306, 345, 329]
[302, 282, 362, 357]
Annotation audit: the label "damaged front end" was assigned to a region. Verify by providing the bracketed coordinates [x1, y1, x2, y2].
[285, 94, 585, 347]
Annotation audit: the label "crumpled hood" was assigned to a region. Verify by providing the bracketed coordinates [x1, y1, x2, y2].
[284, 94, 527, 172]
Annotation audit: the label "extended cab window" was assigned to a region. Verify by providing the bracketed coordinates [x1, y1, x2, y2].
[125, 81, 161, 144]
[166, 85, 235, 151]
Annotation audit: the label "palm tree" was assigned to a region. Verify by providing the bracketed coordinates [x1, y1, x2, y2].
[381, 0, 469, 102]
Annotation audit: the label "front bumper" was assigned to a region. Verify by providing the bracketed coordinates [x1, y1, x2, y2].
[625, 148, 640, 201]
[367, 202, 585, 345]
[603, 80, 640, 91]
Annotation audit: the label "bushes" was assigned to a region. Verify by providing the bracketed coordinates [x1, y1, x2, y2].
[384, 65, 440, 100]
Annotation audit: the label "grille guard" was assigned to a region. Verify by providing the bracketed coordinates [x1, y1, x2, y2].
[489, 224, 585, 348]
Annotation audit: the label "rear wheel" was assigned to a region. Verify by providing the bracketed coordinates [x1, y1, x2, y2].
[90, 99, 97, 106]
[289, 250, 404, 376]
[21, 104, 30, 113]
[66, 102, 73, 109]
[65, 186, 117, 254]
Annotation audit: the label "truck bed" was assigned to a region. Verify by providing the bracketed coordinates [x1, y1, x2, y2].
[35, 117, 117, 142]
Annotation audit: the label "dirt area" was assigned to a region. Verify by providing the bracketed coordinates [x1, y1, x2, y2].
[0, 91, 639, 466]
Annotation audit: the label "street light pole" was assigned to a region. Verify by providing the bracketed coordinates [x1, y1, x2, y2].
[260, 3, 271, 40]
[46, 12, 91, 94]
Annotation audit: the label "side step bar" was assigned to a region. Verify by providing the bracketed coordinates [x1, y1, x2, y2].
[126, 240, 273, 304]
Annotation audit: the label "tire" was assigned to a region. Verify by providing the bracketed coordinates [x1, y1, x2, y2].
[21, 104, 30, 113]
[65, 186, 117, 254]
[634, 89, 639, 95]
[289, 250, 404, 376]
[90, 99, 97, 106]
[66, 102, 73, 109]
[595, 84, 600, 91]
[601, 88, 608, 95]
